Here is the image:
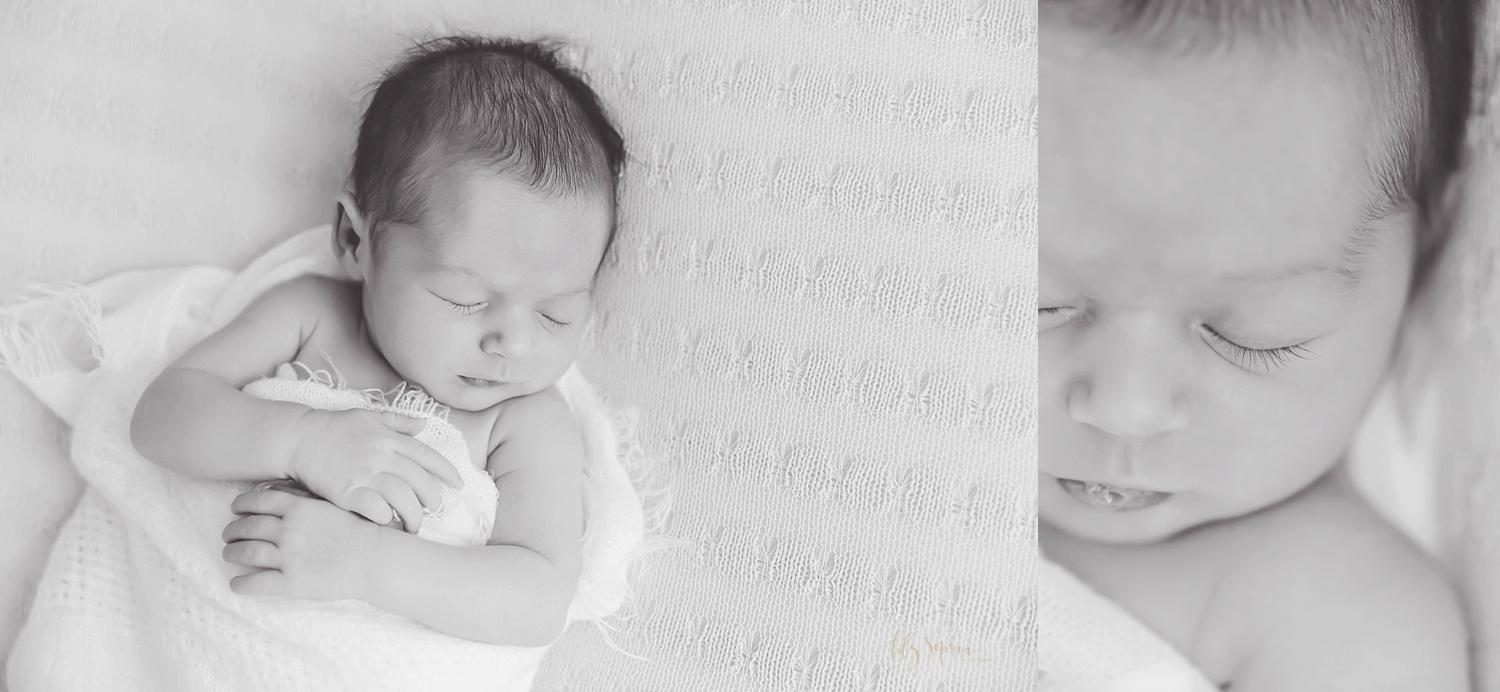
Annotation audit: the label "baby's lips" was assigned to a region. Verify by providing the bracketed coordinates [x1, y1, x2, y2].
[1057, 478, 1172, 512]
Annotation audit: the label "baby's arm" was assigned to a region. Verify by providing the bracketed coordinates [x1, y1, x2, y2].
[131, 277, 323, 480]
[358, 387, 585, 646]
[133, 276, 459, 527]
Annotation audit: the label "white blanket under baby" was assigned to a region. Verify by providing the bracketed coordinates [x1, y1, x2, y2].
[0, 228, 656, 692]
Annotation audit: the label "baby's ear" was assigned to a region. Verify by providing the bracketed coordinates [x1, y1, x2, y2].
[332, 191, 372, 281]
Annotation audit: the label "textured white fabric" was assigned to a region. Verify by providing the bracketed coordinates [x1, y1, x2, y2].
[0, 229, 649, 692]
[1374, 0, 1500, 685]
[246, 362, 501, 548]
[1037, 559, 1217, 692]
[0, 0, 1036, 689]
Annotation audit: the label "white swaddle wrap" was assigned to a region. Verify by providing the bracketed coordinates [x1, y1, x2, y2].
[243, 361, 499, 548]
[0, 228, 665, 692]
[1039, 558, 1220, 692]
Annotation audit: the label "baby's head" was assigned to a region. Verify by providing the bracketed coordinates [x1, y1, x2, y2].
[332, 36, 623, 412]
[1040, 0, 1473, 543]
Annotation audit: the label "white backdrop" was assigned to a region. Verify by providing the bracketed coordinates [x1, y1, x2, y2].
[0, 1, 1036, 689]
[1397, 0, 1500, 687]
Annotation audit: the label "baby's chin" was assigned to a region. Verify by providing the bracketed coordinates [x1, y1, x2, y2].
[427, 385, 511, 413]
[1042, 510, 1193, 545]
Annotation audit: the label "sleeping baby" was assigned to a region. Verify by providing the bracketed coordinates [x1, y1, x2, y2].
[1040, 0, 1472, 689]
[130, 35, 622, 649]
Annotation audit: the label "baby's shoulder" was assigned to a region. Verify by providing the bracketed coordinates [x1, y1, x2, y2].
[1205, 483, 1466, 689]
[251, 274, 352, 323]
[262, 274, 354, 310]
[493, 385, 575, 429]
[1235, 483, 1451, 604]
[484, 386, 584, 472]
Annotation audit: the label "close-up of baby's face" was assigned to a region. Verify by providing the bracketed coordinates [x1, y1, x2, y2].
[360, 170, 612, 412]
[1039, 25, 1418, 544]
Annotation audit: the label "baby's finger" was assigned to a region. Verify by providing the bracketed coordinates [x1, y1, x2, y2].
[256, 479, 320, 499]
[230, 569, 286, 597]
[395, 436, 463, 488]
[223, 539, 283, 569]
[373, 474, 425, 533]
[231, 488, 300, 517]
[222, 515, 282, 544]
[346, 487, 394, 525]
[375, 410, 429, 437]
[383, 460, 445, 511]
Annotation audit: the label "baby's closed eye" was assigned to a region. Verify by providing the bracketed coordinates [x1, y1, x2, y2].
[538, 313, 571, 329]
[1197, 325, 1314, 373]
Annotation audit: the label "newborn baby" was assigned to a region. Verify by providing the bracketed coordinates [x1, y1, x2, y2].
[1039, 0, 1471, 689]
[130, 35, 624, 647]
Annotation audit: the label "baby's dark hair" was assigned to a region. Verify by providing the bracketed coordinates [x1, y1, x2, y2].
[1045, 0, 1474, 284]
[351, 35, 624, 248]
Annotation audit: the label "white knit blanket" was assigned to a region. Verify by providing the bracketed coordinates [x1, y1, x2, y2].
[0, 228, 658, 692]
[1038, 559, 1218, 692]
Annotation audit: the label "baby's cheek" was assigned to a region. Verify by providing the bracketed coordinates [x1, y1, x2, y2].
[1246, 362, 1367, 490]
[542, 342, 576, 378]
[1302, 330, 1394, 413]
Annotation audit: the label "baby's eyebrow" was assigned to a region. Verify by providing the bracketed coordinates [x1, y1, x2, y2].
[1219, 248, 1365, 296]
[443, 264, 593, 300]
[1335, 195, 1418, 292]
[1227, 261, 1360, 287]
[1332, 227, 1377, 292]
[1243, 203, 1406, 294]
[1328, 259, 1365, 293]
[446, 264, 488, 281]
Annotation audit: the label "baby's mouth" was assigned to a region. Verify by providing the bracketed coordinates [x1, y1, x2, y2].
[1057, 478, 1171, 512]
[460, 375, 503, 388]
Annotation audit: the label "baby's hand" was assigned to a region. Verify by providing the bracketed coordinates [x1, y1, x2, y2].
[223, 488, 377, 601]
[286, 408, 463, 531]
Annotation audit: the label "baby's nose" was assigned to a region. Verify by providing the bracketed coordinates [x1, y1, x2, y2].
[480, 322, 533, 359]
[1068, 374, 1189, 439]
[1066, 323, 1190, 438]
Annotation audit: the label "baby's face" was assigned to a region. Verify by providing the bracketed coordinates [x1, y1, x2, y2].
[1039, 27, 1416, 543]
[361, 171, 612, 412]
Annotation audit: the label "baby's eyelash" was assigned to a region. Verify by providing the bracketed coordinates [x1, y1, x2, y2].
[540, 313, 571, 329]
[1038, 306, 1081, 331]
[443, 298, 485, 316]
[1202, 327, 1312, 372]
